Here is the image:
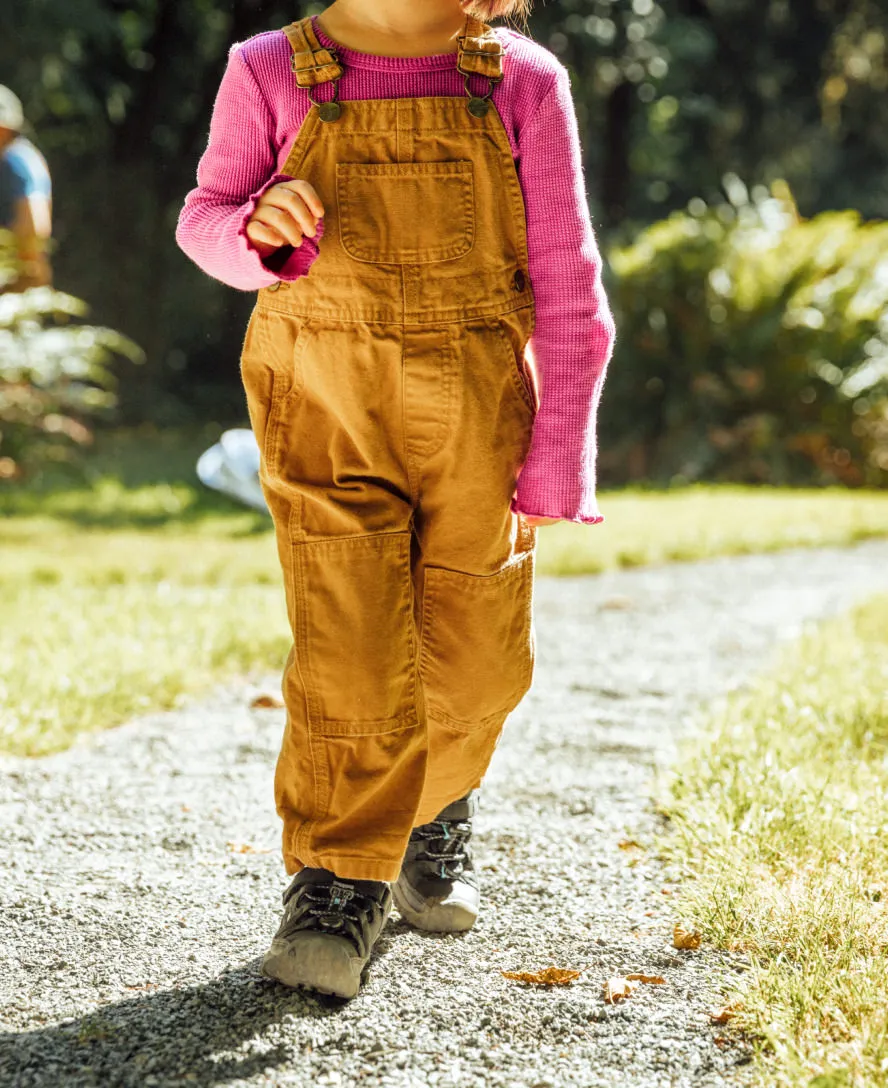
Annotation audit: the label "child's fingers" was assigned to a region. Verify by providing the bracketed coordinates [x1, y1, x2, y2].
[252, 204, 305, 249]
[285, 180, 325, 220]
[245, 218, 291, 251]
[264, 187, 321, 239]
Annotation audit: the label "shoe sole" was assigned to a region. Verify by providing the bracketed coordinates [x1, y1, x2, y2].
[261, 947, 363, 999]
[392, 875, 478, 933]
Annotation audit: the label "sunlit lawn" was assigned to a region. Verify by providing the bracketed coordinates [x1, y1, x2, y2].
[3, 429, 888, 756]
[664, 594, 888, 1087]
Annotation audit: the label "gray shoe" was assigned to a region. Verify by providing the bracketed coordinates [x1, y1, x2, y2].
[393, 793, 480, 933]
[261, 868, 392, 999]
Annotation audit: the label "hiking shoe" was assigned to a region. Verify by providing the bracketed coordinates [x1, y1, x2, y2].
[261, 868, 392, 999]
[393, 792, 479, 933]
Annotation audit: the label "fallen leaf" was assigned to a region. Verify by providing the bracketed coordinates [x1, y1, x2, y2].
[708, 1005, 739, 1024]
[601, 595, 635, 611]
[673, 924, 702, 950]
[626, 973, 666, 985]
[644, 911, 658, 917]
[661, 887, 673, 896]
[603, 977, 639, 1003]
[502, 967, 581, 986]
[226, 841, 272, 855]
[713, 1036, 729, 1049]
[180, 805, 191, 813]
[618, 839, 644, 851]
[250, 694, 284, 709]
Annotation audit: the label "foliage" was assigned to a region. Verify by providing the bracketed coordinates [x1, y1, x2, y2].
[2, 1, 887, 425]
[532, 0, 888, 227]
[664, 594, 888, 1086]
[602, 183, 888, 487]
[0, 233, 143, 478]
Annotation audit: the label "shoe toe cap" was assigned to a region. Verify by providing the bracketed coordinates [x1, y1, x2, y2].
[262, 933, 365, 998]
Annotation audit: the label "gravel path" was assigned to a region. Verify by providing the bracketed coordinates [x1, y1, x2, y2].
[3, 541, 888, 1088]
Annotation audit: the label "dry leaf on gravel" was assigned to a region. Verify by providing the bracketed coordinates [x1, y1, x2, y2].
[604, 972, 666, 1003]
[618, 839, 644, 851]
[603, 977, 639, 1003]
[673, 924, 702, 950]
[708, 1005, 739, 1024]
[502, 967, 581, 986]
[226, 842, 272, 855]
[601, 595, 635, 611]
[250, 694, 285, 709]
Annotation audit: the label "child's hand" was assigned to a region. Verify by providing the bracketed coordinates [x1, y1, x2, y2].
[246, 180, 324, 258]
[523, 516, 560, 527]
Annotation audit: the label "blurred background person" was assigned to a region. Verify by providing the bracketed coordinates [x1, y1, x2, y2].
[0, 84, 52, 291]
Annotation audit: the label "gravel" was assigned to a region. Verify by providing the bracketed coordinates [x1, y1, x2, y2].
[3, 540, 888, 1088]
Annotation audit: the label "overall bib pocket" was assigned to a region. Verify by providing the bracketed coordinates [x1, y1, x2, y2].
[337, 161, 475, 265]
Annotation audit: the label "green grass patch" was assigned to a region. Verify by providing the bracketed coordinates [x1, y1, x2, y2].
[544, 487, 888, 574]
[3, 429, 888, 756]
[1, 528, 291, 757]
[664, 595, 888, 1087]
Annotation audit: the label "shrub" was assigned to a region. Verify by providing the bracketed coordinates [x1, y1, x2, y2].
[0, 232, 143, 479]
[601, 181, 888, 487]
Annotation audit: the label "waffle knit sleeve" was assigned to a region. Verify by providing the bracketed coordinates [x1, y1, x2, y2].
[513, 64, 616, 524]
[175, 44, 318, 291]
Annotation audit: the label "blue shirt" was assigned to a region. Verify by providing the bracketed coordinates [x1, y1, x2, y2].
[0, 137, 51, 229]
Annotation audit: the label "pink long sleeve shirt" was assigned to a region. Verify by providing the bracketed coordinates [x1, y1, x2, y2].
[176, 22, 616, 523]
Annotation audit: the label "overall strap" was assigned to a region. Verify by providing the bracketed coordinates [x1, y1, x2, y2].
[457, 16, 504, 82]
[282, 17, 344, 88]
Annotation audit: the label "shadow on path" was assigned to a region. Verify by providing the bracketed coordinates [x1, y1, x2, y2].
[1, 929, 403, 1088]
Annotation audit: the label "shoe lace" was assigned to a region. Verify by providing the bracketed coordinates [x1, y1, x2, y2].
[412, 819, 472, 880]
[281, 879, 377, 950]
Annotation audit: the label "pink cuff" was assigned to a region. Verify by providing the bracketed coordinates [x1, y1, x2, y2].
[513, 429, 605, 525]
[236, 174, 322, 284]
[511, 495, 604, 525]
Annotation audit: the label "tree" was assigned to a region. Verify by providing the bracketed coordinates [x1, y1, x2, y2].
[2, 0, 886, 424]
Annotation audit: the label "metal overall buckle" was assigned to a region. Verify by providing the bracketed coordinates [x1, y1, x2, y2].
[308, 53, 343, 123]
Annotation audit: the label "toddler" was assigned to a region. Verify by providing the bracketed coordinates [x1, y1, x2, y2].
[177, 0, 615, 999]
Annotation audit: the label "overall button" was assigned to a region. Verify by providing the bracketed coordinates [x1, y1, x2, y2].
[318, 100, 342, 123]
[267, 281, 283, 292]
[512, 269, 526, 292]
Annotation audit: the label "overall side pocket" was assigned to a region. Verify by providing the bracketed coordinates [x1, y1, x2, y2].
[491, 316, 539, 419]
[241, 311, 308, 471]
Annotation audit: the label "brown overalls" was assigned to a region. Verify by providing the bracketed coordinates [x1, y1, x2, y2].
[240, 15, 539, 882]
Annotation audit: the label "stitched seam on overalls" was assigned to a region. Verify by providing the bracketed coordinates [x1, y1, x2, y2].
[425, 703, 515, 735]
[257, 299, 535, 324]
[314, 715, 421, 738]
[291, 542, 327, 862]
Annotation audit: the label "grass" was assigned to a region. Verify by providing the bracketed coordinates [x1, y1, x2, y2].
[663, 595, 888, 1088]
[3, 427, 888, 756]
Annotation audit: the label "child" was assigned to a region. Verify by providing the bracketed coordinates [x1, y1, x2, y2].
[177, 0, 615, 999]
